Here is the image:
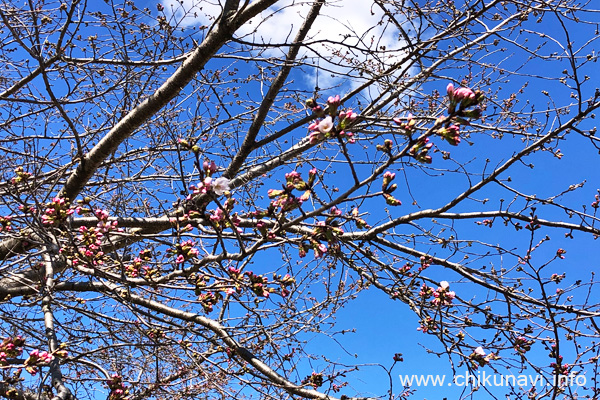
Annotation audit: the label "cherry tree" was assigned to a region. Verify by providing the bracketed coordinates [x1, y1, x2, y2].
[0, 0, 600, 399]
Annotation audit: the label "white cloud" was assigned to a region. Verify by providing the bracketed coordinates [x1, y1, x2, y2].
[161, 0, 408, 92]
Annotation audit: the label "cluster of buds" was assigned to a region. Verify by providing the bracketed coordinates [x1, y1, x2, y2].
[398, 263, 413, 275]
[302, 372, 324, 389]
[437, 124, 461, 146]
[168, 240, 200, 264]
[376, 139, 394, 156]
[469, 346, 498, 368]
[417, 316, 437, 333]
[203, 160, 217, 176]
[273, 273, 295, 298]
[106, 374, 129, 400]
[550, 361, 570, 376]
[193, 274, 211, 294]
[0, 216, 12, 232]
[95, 208, 119, 233]
[382, 171, 401, 206]
[313, 217, 343, 243]
[306, 95, 358, 144]
[548, 344, 561, 360]
[419, 255, 433, 271]
[125, 256, 156, 279]
[393, 114, 416, 133]
[556, 248, 566, 259]
[548, 346, 570, 375]
[446, 84, 484, 116]
[591, 193, 600, 208]
[146, 328, 166, 341]
[210, 198, 241, 232]
[431, 281, 456, 306]
[198, 292, 222, 313]
[476, 219, 493, 228]
[267, 169, 315, 213]
[41, 196, 74, 226]
[514, 336, 534, 354]
[75, 226, 105, 266]
[393, 353, 404, 362]
[351, 207, 370, 229]
[308, 240, 328, 258]
[18, 204, 36, 214]
[525, 218, 541, 231]
[245, 271, 272, 298]
[409, 137, 433, 164]
[24, 349, 54, 375]
[177, 138, 201, 154]
[73, 211, 121, 267]
[419, 284, 435, 299]
[550, 273, 565, 283]
[10, 167, 32, 185]
[0, 336, 25, 365]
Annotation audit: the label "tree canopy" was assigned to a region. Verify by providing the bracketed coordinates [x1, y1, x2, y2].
[1, 0, 600, 399]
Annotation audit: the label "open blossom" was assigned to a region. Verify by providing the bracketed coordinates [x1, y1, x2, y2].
[212, 177, 230, 195]
[474, 346, 486, 356]
[317, 116, 334, 133]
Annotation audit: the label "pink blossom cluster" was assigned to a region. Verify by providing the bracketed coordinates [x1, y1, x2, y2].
[514, 336, 533, 354]
[74, 210, 120, 267]
[446, 83, 484, 113]
[209, 197, 241, 232]
[106, 374, 129, 400]
[41, 196, 74, 226]
[306, 95, 358, 144]
[431, 281, 456, 306]
[125, 258, 151, 278]
[168, 239, 200, 264]
[24, 349, 54, 375]
[0, 336, 25, 366]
